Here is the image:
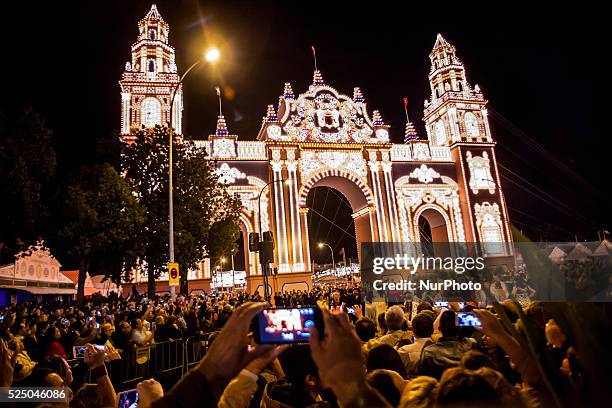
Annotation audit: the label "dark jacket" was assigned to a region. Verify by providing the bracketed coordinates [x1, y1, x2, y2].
[261, 379, 329, 408]
[419, 336, 476, 379]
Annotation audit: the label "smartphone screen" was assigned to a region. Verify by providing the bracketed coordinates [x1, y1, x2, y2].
[73, 346, 88, 358]
[456, 312, 482, 327]
[434, 301, 449, 308]
[117, 389, 138, 408]
[253, 307, 323, 344]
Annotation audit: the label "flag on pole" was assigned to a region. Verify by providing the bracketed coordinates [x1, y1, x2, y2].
[403, 97, 408, 108]
[311, 45, 318, 71]
[215, 86, 221, 96]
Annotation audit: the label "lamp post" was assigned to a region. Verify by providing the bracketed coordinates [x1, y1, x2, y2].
[167, 48, 219, 298]
[257, 178, 290, 301]
[318, 242, 335, 270]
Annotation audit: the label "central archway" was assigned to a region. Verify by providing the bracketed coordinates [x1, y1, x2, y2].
[415, 206, 452, 258]
[299, 174, 375, 264]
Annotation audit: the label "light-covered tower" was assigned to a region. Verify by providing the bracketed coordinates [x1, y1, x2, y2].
[423, 34, 512, 255]
[119, 4, 182, 141]
[423, 34, 491, 146]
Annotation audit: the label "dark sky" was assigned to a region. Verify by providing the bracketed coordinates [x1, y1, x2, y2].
[1, 1, 608, 264]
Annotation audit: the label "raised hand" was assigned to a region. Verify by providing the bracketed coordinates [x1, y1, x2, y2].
[137, 378, 164, 408]
[196, 302, 274, 400]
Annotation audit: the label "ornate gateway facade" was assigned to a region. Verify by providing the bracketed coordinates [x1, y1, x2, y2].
[121, 6, 512, 293]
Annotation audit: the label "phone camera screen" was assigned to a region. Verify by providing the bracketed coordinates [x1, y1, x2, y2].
[258, 308, 316, 344]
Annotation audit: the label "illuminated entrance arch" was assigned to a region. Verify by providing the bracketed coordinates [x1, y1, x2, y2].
[299, 172, 376, 263]
[195, 70, 512, 292]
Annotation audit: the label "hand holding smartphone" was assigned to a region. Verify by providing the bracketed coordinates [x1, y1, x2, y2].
[252, 307, 324, 344]
[116, 389, 138, 408]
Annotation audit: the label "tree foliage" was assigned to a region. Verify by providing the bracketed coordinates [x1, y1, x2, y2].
[54, 164, 144, 303]
[121, 126, 241, 296]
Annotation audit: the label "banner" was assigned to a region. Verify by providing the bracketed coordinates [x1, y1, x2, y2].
[168, 262, 180, 287]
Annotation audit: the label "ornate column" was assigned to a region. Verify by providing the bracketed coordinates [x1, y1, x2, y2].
[367, 151, 388, 241]
[381, 151, 401, 242]
[270, 148, 290, 272]
[286, 149, 304, 272]
[121, 92, 130, 134]
[299, 207, 311, 272]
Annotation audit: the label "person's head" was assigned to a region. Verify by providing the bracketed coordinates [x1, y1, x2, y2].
[133, 318, 143, 330]
[412, 314, 434, 339]
[279, 344, 322, 391]
[399, 376, 438, 408]
[101, 323, 114, 338]
[45, 326, 60, 340]
[377, 312, 388, 334]
[355, 318, 377, 342]
[332, 291, 340, 303]
[461, 350, 492, 370]
[439, 310, 458, 337]
[119, 321, 132, 335]
[366, 369, 405, 407]
[366, 344, 407, 379]
[436, 367, 498, 407]
[385, 305, 405, 331]
[417, 301, 433, 314]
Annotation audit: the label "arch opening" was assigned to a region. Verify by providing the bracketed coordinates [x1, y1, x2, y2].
[303, 175, 374, 272]
[416, 207, 451, 258]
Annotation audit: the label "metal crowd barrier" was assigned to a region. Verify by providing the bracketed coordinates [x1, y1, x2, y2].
[72, 335, 209, 391]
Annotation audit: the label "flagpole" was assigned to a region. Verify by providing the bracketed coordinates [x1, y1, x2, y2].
[311, 45, 318, 71]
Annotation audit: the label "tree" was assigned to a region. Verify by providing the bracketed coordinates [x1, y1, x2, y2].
[0, 108, 56, 262]
[122, 126, 241, 296]
[55, 164, 144, 304]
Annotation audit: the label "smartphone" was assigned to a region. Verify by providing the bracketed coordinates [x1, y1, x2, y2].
[345, 306, 355, 315]
[73, 344, 106, 358]
[95, 322, 100, 329]
[116, 389, 138, 408]
[252, 307, 324, 344]
[456, 312, 482, 327]
[434, 301, 448, 308]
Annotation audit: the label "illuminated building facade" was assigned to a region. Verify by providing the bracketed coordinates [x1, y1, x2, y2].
[121, 6, 512, 293]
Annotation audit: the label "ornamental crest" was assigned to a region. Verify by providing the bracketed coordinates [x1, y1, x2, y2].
[409, 164, 441, 184]
[216, 163, 246, 184]
[466, 151, 495, 194]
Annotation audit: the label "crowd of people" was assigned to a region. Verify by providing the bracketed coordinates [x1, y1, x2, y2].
[0, 283, 610, 407]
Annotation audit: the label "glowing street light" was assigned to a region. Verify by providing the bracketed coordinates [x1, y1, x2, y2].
[204, 47, 220, 63]
[318, 242, 335, 270]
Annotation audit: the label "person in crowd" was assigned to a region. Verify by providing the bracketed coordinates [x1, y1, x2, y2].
[355, 318, 377, 343]
[397, 313, 434, 374]
[366, 344, 408, 379]
[131, 318, 153, 346]
[365, 305, 406, 351]
[42, 326, 68, 360]
[419, 310, 476, 379]
[329, 291, 345, 314]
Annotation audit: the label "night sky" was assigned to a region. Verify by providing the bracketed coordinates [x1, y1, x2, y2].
[1, 1, 607, 266]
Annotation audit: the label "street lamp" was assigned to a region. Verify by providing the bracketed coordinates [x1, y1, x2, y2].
[257, 178, 291, 301]
[318, 242, 335, 270]
[168, 48, 220, 298]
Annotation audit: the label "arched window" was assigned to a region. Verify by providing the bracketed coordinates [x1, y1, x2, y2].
[458, 81, 463, 91]
[149, 29, 156, 40]
[148, 60, 155, 73]
[141, 97, 161, 127]
[464, 112, 479, 137]
[435, 121, 447, 145]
